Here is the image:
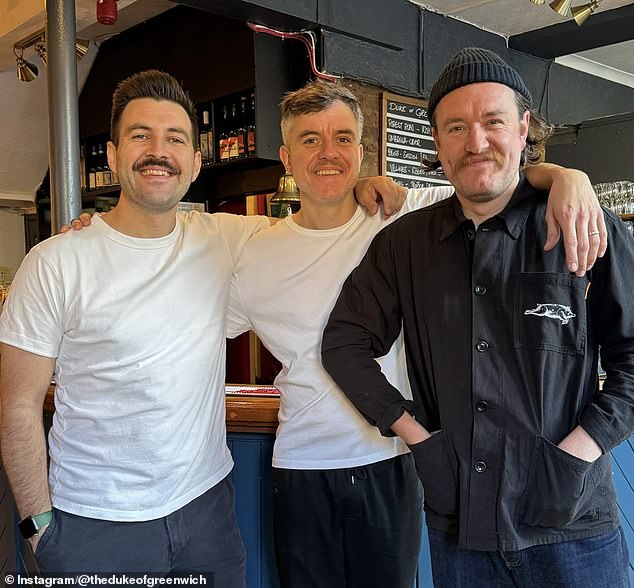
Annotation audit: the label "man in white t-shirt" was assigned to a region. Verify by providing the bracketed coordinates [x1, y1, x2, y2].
[0, 70, 269, 583]
[2, 72, 603, 585]
[226, 80, 607, 588]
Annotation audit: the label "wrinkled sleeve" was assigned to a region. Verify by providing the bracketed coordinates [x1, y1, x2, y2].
[580, 211, 634, 453]
[0, 248, 64, 358]
[225, 268, 252, 339]
[405, 185, 453, 212]
[321, 227, 417, 436]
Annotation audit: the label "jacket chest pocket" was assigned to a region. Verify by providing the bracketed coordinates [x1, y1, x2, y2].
[514, 272, 587, 356]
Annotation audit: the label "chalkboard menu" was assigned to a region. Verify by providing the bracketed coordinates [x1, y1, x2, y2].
[381, 92, 450, 189]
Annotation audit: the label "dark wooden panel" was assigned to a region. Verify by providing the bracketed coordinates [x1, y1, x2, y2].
[323, 28, 420, 96]
[320, 0, 417, 51]
[79, 6, 256, 138]
[173, 0, 316, 30]
[547, 112, 634, 183]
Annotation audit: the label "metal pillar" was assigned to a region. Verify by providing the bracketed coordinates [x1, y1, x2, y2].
[46, 0, 82, 233]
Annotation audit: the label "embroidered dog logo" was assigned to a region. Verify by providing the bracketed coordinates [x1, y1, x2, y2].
[524, 303, 576, 325]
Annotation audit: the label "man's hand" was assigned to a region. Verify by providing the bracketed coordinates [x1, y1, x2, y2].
[557, 425, 603, 463]
[27, 522, 49, 552]
[59, 212, 94, 233]
[542, 169, 607, 276]
[391, 412, 431, 446]
[354, 176, 408, 217]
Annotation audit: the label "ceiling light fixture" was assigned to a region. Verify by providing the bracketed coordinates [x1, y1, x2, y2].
[549, 0, 572, 16]
[13, 29, 90, 82]
[533, 0, 601, 24]
[34, 41, 47, 67]
[14, 47, 39, 82]
[571, 0, 602, 25]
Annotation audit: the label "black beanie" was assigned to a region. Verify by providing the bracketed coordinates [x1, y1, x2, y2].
[427, 47, 532, 121]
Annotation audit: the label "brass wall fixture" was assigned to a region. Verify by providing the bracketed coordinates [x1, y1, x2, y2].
[13, 28, 89, 82]
[270, 173, 302, 218]
[532, 0, 602, 24]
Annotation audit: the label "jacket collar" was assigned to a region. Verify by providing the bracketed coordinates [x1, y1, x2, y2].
[438, 174, 541, 242]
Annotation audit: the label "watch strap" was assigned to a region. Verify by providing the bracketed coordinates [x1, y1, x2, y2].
[31, 510, 53, 529]
[18, 510, 53, 539]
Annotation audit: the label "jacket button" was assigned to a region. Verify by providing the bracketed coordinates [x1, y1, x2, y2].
[474, 284, 487, 296]
[474, 461, 487, 473]
[476, 401, 489, 412]
[466, 229, 476, 240]
[476, 340, 489, 352]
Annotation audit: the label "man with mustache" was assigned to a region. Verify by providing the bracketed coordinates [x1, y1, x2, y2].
[227, 79, 611, 588]
[0, 70, 268, 582]
[322, 48, 634, 587]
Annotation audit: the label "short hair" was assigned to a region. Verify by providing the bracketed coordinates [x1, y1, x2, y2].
[110, 70, 198, 148]
[425, 90, 553, 171]
[279, 80, 364, 143]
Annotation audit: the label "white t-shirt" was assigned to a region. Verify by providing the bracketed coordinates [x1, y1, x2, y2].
[227, 187, 452, 469]
[0, 211, 268, 521]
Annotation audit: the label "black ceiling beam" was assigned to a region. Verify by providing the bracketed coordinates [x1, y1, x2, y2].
[509, 3, 634, 59]
[171, 0, 317, 31]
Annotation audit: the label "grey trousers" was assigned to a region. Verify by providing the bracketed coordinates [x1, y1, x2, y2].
[35, 475, 246, 587]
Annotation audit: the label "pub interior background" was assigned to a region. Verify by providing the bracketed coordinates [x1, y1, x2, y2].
[0, 0, 633, 585]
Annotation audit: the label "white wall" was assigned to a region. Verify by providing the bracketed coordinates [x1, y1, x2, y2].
[0, 210, 26, 283]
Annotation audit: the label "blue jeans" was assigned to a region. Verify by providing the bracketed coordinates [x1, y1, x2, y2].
[428, 526, 630, 588]
[35, 476, 246, 587]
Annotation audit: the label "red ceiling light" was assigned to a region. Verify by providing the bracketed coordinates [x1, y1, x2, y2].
[97, 0, 118, 26]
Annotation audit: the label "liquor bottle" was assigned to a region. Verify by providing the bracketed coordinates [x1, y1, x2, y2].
[88, 144, 97, 190]
[219, 106, 229, 162]
[80, 144, 87, 190]
[102, 144, 113, 186]
[95, 144, 105, 189]
[206, 113, 215, 165]
[237, 96, 247, 158]
[103, 160, 113, 187]
[228, 102, 239, 159]
[247, 92, 256, 157]
[200, 110, 210, 166]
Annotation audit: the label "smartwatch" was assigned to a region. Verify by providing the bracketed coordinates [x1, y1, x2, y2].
[18, 510, 53, 539]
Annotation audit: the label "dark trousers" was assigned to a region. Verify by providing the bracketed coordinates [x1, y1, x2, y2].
[35, 475, 246, 587]
[272, 453, 424, 588]
[428, 526, 631, 588]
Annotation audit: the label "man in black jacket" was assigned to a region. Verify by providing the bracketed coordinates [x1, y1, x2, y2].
[322, 47, 634, 588]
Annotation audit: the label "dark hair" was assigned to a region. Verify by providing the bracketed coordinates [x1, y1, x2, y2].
[110, 70, 198, 148]
[424, 90, 553, 171]
[280, 80, 364, 142]
[515, 93, 553, 167]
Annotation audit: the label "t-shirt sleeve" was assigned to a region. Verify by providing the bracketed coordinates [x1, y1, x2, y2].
[0, 248, 64, 358]
[215, 213, 271, 266]
[225, 270, 252, 339]
[400, 185, 454, 214]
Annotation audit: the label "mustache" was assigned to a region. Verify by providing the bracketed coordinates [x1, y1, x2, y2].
[132, 157, 179, 174]
[455, 151, 504, 172]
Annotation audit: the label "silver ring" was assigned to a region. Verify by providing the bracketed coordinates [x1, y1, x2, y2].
[588, 231, 600, 236]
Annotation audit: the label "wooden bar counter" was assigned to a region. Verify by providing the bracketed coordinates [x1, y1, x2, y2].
[45, 384, 280, 433]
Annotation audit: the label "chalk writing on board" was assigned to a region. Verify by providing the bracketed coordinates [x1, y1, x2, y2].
[382, 93, 451, 190]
